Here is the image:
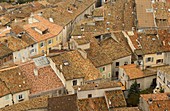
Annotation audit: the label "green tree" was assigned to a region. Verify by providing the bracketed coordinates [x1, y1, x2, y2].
[127, 81, 140, 106]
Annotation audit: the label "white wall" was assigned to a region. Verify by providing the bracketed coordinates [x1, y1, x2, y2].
[77, 87, 121, 99]
[66, 78, 84, 94]
[112, 56, 131, 79]
[143, 53, 165, 69]
[13, 90, 30, 104]
[0, 94, 13, 108]
[13, 43, 38, 63]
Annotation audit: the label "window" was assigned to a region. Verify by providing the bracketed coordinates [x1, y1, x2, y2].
[40, 42, 44, 47]
[137, 83, 140, 88]
[17, 94, 24, 102]
[116, 62, 119, 66]
[108, 73, 111, 77]
[156, 59, 163, 64]
[58, 90, 62, 95]
[116, 71, 119, 78]
[73, 80, 77, 86]
[88, 94, 92, 98]
[30, 49, 34, 54]
[146, 57, 154, 62]
[103, 74, 106, 79]
[124, 62, 128, 65]
[41, 50, 45, 54]
[100, 67, 105, 72]
[48, 39, 52, 44]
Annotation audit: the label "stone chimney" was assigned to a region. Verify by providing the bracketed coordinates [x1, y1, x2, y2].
[34, 68, 38, 76]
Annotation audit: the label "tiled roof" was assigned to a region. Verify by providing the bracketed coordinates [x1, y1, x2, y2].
[149, 100, 170, 111]
[123, 0, 135, 31]
[23, 15, 63, 42]
[0, 79, 10, 98]
[0, 43, 12, 59]
[19, 61, 63, 95]
[0, 36, 29, 51]
[86, 35, 131, 67]
[135, 0, 156, 28]
[158, 30, 170, 52]
[0, 96, 48, 111]
[156, 65, 170, 74]
[0, 66, 30, 94]
[78, 97, 108, 111]
[140, 93, 170, 101]
[114, 107, 140, 111]
[128, 32, 164, 54]
[120, 64, 157, 80]
[105, 90, 127, 108]
[35, 0, 96, 26]
[11, 25, 24, 35]
[75, 81, 120, 91]
[93, 7, 104, 17]
[50, 50, 101, 81]
[73, 37, 90, 45]
[48, 94, 78, 111]
[153, 2, 169, 20]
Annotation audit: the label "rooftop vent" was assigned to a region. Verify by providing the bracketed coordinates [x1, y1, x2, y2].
[19, 85, 22, 87]
[63, 61, 69, 66]
[152, 38, 156, 41]
[49, 18, 54, 23]
[148, 98, 153, 104]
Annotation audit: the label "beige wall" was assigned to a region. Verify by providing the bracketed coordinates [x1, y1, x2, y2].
[112, 56, 131, 79]
[98, 64, 112, 79]
[13, 90, 30, 104]
[77, 87, 121, 99]
[143, 53, 165, 69]
[38, 31, 63, 54]
[0, 94, 13, 108]
[66, 78, 84, 94]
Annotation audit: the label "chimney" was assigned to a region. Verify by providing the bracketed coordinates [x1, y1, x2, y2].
[34, 68, 38, 76]
[78, 49, 87, 59]
[49, 18, 54, 23]
[60, 64, 62, 70]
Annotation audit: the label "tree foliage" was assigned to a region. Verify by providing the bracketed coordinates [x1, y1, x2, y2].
[127, 81, 140, 106]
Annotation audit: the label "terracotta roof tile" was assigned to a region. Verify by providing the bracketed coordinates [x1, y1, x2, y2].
[140, 93, 170, 101]
[23, 15, 63, 42]
[120, 64, 157, 79]
[86, 35, 131, 67]
[0, 66, 30, 94]
[0, 96, 48, 111]
[48, 94, 78, 111]
[114, 107, 140, 111]
[135, 0, 156, 28]
[50, 50, 101, 81]
[105, 90, 127, 108]
[19, 62, 63, 95]
[149, 100, 170, 111]
[78, 97, 108, 111]
[0, 43, 12, 59]
[35, 0, 96, 26]
[75, 81, 120, 91]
